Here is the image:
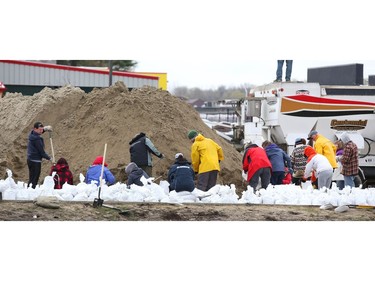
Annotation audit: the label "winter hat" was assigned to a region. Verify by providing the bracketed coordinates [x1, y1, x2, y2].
[307, 130, 318, 140]
[340, 133, 351, 144]
[175, 153, 183, 159]
[295, 137, 305, 145]
[125, 162, 137, 174]
[33, 121, 44, 128]
[187, 130, 198, 140]
[92, 156, 108, 167]
[304, 146, 317, 158]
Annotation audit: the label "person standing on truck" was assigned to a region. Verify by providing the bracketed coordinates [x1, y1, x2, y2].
[188, 130, 224, 192]
[307, 130, 338, 170]
[340, 133, 359, 188]
[262, 140, 293, 185]
[274, 60, 293, 82]
[242, 143, 272, 190]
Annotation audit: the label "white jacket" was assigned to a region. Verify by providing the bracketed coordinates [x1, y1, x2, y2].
[304, 154, 333, 178]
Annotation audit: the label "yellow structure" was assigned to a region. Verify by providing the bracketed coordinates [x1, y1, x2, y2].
[137, 72, 168, 90]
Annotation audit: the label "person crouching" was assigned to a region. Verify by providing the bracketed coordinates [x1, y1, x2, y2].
[167, 153, 195, 192]
[125, 162, 149, 186]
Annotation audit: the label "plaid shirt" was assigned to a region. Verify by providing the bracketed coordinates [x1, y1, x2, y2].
[50, 163, 73, 189]
[341, 141, 358, 176]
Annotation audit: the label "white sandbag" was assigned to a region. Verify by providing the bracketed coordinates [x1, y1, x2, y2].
[16, 189, 30, 200]
[158, 180, 170, 195]
[72, 192, 89, 201]
[2, 188, 17, 200]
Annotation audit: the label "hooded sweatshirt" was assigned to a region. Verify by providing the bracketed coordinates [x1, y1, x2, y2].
[304, 146, 332, 179]
[167, 157, 195, 192]
[27, 130, 51, 162]
[190, 134, 224, 174]
[314, 134, 338, 169]
[85, 156, 115, 186]
[264, 143, 292, 172]
[340, 133, 359, 176]
[242, 144, 272, 182]
[125, 162, 149, 186]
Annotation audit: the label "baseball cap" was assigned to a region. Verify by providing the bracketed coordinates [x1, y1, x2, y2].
[33, 121, 44, 128]
[175, 153, 183, 159]
[307, 130, 318, 140]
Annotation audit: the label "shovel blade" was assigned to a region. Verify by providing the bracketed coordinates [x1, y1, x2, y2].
[93, 198, 104, 208]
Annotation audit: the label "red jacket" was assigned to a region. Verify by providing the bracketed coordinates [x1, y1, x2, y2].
[242, 145, 272, 181]
[304, 146, 317, 182]
[49, 158, 73, 189]
[282, 170, 292, 184]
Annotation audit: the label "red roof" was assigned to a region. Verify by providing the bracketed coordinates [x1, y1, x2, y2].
[0, 60, 158, 80]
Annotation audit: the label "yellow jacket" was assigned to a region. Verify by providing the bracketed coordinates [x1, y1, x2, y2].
[191, 134, 224, 173]
[314, 134, 338, 169]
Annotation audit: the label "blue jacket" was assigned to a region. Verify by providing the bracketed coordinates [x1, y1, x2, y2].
[264, 143, 292, 172]
[85, 165, 116, 186]
[167, 159, 195, 192]
[127, 167, 149, 186]
[27, 130, 51, 162]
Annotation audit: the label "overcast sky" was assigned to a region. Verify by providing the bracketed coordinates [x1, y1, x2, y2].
[135, 59, 375, 90]
[3, 1, 375, 91]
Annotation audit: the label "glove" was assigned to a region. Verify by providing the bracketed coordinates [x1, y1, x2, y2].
[43, 125, 53, 132]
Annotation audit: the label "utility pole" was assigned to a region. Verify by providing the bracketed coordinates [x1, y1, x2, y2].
[108, 60, 113, 86]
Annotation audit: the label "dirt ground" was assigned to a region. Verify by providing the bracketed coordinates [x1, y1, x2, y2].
[1, 200, 374, 221]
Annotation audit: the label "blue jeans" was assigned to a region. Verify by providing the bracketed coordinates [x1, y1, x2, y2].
[276, 60, 293, 81]
[271, 171, 285, 185]
[344, 175, 355, 188]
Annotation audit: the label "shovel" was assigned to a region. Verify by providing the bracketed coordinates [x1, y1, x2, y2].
[348, 205, 375, 209]
[48, 131, 56, 164]
[93, 143, 107, 208]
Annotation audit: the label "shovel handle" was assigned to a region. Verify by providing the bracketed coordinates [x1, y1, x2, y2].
[348, 205, 375, 209]
[49, 134, 55, 163]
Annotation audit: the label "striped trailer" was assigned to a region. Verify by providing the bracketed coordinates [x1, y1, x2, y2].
[0, 60, 159, 95]
[234, 82, 375, 184]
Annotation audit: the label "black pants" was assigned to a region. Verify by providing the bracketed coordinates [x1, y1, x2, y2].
[27, 159, 41, 189]
[197, 170, 218, 191]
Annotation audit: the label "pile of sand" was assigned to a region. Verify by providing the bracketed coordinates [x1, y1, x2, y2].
[0, 82, 244, 191]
